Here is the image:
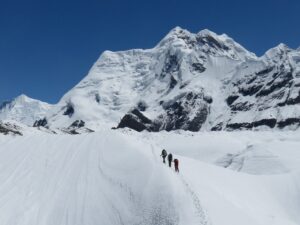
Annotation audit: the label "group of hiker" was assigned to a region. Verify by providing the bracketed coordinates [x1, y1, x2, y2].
[160, 149, 179, 173]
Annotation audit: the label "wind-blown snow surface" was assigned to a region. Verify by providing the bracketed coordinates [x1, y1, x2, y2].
[1, 130, 300, 225]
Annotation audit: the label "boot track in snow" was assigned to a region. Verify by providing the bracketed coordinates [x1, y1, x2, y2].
[151, 145, 211, 225]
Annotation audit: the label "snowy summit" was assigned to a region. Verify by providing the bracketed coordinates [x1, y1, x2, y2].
[16, 27, 299, 133]
[0, 94, 52, 126]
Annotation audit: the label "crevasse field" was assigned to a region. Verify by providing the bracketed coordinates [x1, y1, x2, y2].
[0, 130, 300, 225]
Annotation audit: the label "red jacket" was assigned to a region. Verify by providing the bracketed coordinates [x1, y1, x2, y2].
[174, 159, 179, 167]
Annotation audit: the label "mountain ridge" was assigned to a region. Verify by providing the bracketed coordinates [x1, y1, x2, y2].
[2, 27, 300, 132]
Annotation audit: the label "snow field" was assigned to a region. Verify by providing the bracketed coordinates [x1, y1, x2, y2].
[0, 131, 208, 225]
[0, 130, 300, 225]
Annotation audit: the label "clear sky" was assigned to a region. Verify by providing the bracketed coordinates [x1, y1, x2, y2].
[1, 0, 299, 104]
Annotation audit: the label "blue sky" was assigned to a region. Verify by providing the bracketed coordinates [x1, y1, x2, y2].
[0, 0, 299, 103]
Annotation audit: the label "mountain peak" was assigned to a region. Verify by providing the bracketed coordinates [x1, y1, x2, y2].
[14, 94, 31, 103]
[158, 26, 192, 45]
[0, 95, 53, 126]
[264, 43, 292, 60]
[274, 43, 291, 52]
[167, 26, 190, 35]
[157, 27, 256, 60]
[197, 28, 218, 37]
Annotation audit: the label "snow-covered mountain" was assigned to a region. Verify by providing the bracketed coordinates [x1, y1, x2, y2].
[43, 27, 255, 131]
[40, 27, 300, 131]
[2, 27, 300, 225]
[0, 94, 53, 126]
[13, 27, 299, 132]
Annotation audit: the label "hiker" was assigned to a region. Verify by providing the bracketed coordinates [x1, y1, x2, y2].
[161, 149, 167, 163]
[174, 158, 179, 173]
[168, 153, 173, 167]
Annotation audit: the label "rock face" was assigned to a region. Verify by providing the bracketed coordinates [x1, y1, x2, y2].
[63, 119, 94, 135]
[117, 92, 212, 132]
[117, 109, 154, 132]
[224, 44, 300, 130]
[33, 118, 48, 127]
[163, 92, 211, 131]
[27, 27, 300, 132]
[0, 122, 22, 136]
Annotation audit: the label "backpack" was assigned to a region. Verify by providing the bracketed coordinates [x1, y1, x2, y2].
[162, 149, 167, 157]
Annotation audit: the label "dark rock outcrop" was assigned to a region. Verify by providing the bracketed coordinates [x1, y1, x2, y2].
[160, 54, 179, 79]
[191, 62, 206, 73]
[69, 120, 85, 128]
[95, 94, 101, 103]
[169, 75, 178, 89]
[63, 103, 75, 117]
[137, 101, 148, 112]
[256, 72, 293, 97]
[159, 92, 211, 131]
[33, 118, 48, 127]
[238, 84, 263, 96]
[62, 120, 94, 135]
[226, 95, 239, 106]
[277, 118, 300, 128]
[117, 92, 211, 132]
[0, 122, 22, 136]
[117, 109, 153, 132]
[226, 118, 277, 130]
[230, 102, 254, 111]
[211, 123, 223, 131]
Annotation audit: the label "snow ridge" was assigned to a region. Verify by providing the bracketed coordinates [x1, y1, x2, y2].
[3, 27, 300, 132]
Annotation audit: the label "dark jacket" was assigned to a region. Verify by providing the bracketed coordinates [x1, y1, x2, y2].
[161, 149, 167, 157]
[168, 154, 173, 162]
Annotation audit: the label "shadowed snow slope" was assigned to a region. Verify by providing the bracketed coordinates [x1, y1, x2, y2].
[0, 130, 300, 225]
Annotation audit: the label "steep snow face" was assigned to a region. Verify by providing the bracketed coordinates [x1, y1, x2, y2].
[0, 95, 53, 126]
[45, 26, 300, 131]
[46, 27, 258, 130]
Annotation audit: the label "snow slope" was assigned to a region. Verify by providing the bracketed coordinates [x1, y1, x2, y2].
[0, 94, 52, 126]
[0, 130, 300, 225]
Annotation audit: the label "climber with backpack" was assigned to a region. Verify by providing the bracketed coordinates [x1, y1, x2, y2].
[168, 153, 173, 167]
[174, 158, 179, 173]
[161, 149, 167, 163]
